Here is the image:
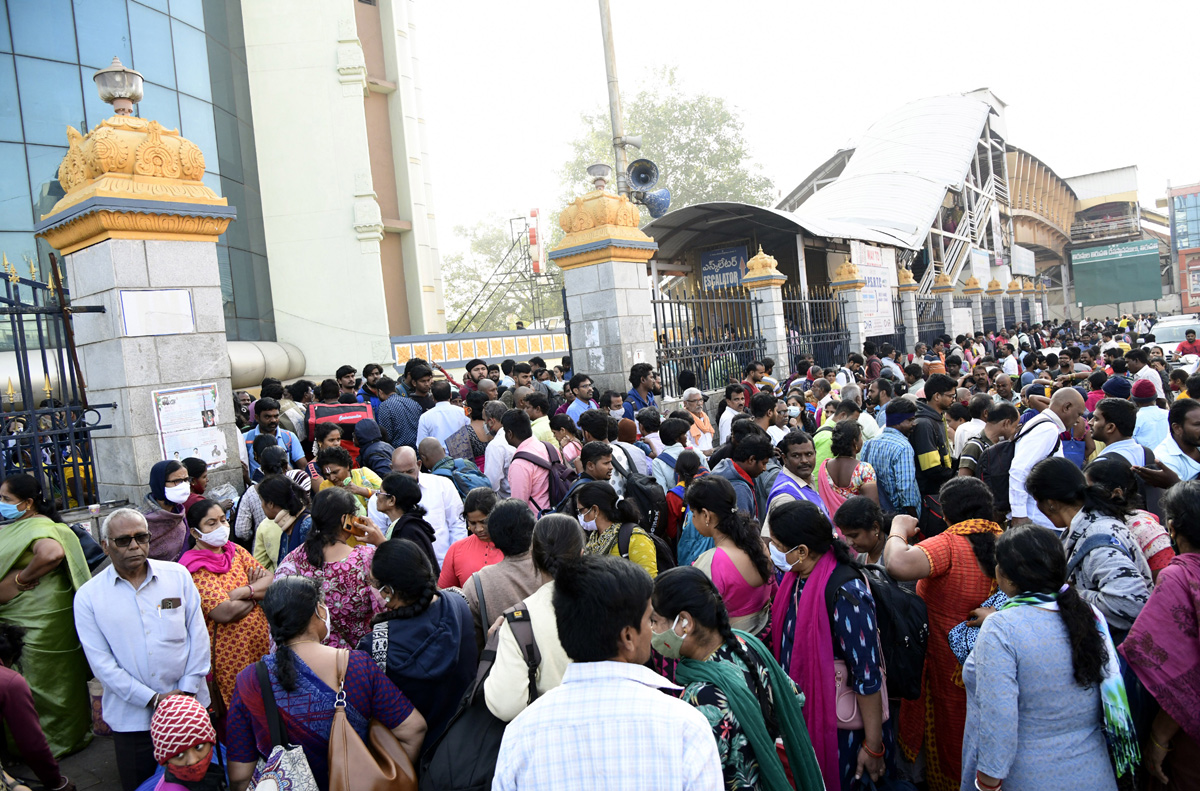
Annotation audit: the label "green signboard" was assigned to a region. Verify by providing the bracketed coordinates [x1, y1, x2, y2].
[1071, 240, 1161, 306]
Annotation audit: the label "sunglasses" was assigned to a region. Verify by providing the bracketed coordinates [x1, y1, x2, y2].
[111, 532, 152, 548]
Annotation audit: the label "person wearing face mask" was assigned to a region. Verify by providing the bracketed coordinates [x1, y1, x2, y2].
[768, 499, 889, 791]
[374, 473, 439, 573]
[141, 460, 192, 562]
[355, 538, 475, 749]
[578, 481, 658, 579]
[652, 566, 823, 791]
[224, 576, 426, 791]
[0, 474, 92, 760]
[180, 500, 270, 710]
[146, 693, 225, 790]
[274, 487, 386, 649]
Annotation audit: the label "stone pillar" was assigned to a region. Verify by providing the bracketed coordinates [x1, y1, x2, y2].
[963, 275, 984, 335]
[35, 116, 243, 503]
[1008, 280, 1024, 328]
[987, 279, 1005, 331]
[743, 247, 789, 381]
[1033, 284, 1045, 324]
[551, 183, 658, 397]
[932, 272, 954, 337]
[897, 267, 918, 354]
[831, 261, 867, 357]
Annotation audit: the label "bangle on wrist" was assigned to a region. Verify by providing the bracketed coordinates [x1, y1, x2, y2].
[862, 742, 884, 759]
[975, 772, 1002, 791]
[1150, 733, 1172, 752]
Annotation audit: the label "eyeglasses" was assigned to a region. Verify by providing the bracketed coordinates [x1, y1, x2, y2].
[111, 532, 152, 548]
[166, 476, 191, 485]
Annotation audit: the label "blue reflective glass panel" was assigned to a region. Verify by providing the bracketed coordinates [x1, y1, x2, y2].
[24, 145, 66, 212]
[219, 177, 247, 249]
[206, 37, 234, 114]
[169, 0, 204, 29]
[0, 142, 31, 230]
[136, 81, 179, 133]
[0, 232, 36, 266]
[229, 247, 257, 319]
[74, 0, 131, 70]
[81, 67, 115, 132]
[129, 3, 174, 89]
[171, 18, 210, 101]
[16, 57, 83, 145]
[0, 56, 22, 142]
[133, 0, 168, 13]
[9, 0, 75, 62]
[213, 106, 240, 181]
[252, 251, 272, 317]
[178, 93, 217, 175]
[0, 0, 11, 53]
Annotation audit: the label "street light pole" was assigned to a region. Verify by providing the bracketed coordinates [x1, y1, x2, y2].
[598, 0, 629, 197]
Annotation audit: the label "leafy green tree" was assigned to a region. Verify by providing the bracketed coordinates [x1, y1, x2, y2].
[442, 216, 564, 333]
[558, 67, 775, 233]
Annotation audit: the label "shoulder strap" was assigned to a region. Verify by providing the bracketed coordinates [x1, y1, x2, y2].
[513, 450, 551, 471]
[610, 448, 629, 478]
[474, 574, 488, 630]
[823, 564, 862, 623]
[617, 522, 635, 558]
[256, 661, 286, 748]
[334, 649, 349, 695]
[1142, 445, 1156, 466]
[370, 622, 389, 671]
[541, 441, 562, 464]
[618, 445, 638, 476]
[1066, 533, 1135, 579]
[503, 603, 543, 704]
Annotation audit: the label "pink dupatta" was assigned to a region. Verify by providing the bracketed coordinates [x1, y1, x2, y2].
[771, 551, 840, 791]
[179, 541, 235, 575]
[816, 459, 849, 516]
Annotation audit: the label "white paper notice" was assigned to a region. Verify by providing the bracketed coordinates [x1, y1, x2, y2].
[152, 383, 227, 468]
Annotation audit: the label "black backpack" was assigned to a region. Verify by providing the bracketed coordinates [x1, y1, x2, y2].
[512, 441, 577, 514]
[610, 445, 669, 540]
[616, 521, 677, 574]
[976, 416, 1061, 517]
[419, 601, 540, 791]
[825, 563, 928, 701]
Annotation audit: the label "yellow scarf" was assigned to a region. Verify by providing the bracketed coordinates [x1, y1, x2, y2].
[944, 518, 1002, 536]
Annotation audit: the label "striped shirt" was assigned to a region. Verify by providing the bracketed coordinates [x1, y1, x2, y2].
[860, 427, 921, 514]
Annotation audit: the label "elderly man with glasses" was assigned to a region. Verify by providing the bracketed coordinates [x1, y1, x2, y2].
[681, 387, 715, 455]
[73, 508, 210, 791]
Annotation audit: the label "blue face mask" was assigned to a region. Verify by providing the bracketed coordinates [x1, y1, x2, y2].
[0, 502, 25, 520]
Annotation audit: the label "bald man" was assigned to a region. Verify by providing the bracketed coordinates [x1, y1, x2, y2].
[390, 445, 464, 563]
[1009, 387, 1086, 530]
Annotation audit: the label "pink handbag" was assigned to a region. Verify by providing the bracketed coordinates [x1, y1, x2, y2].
[834, 659, 889, 730]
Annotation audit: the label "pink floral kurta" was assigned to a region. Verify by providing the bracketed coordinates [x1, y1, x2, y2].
[275, 543, 381, 649]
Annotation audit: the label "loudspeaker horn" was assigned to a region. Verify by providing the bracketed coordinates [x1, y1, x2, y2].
[642, 188, 672, 219]
[627, 159, 659, 191]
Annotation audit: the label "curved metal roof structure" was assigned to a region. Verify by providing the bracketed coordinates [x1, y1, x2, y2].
[791, 94, 994, 250]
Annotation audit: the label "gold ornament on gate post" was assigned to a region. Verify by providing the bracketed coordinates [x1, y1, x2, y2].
[830, 260, 865, 292]
[896, 266, 918, 293]
[742, 246, 786, 288]
[985, 278, 1004, 297]
[931, 271, 954, 294]
[548, 164, 657, 271]
[963, 275, 983, 295]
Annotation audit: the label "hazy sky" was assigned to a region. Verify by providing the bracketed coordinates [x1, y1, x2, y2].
[419, 0, 1200, 259]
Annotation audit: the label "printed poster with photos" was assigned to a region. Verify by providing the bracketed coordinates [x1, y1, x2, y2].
[152, 383, 227, 468]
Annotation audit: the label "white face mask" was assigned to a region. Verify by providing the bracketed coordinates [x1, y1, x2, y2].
[770, 543, 796, 573]
[577, 507, 598, 532]
[196, 524, 230, 548]
[164, 482, 191, 505]
[609, 408, 625, 418]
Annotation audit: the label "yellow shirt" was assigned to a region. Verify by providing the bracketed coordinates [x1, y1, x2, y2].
[586, 524, 658, 578]
[531, 416, 561, 450]
[318, 467, 382, 514]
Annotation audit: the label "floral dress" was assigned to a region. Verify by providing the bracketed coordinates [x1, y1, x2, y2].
[679, 638, 792, 790]
[192, 545, 272, 707]
[275, 543, 381, 649]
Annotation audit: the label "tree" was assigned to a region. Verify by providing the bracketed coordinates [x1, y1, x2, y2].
[558, 67, 775, 232]
[442, 216, 564, 333]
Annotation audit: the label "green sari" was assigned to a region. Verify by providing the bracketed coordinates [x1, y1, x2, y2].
[0, 514, 93, 757]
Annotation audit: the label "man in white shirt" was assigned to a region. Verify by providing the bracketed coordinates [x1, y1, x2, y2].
[1009, 388, 1084, 530]
[416, 380, 469, 447]
[1126, 348, 1166, 407]
[391, 446, 466, 564]
[717, 385, 745, 446]
[1154, 399, 1200, 480]
[483, 400, 514, 498]
[839, 383, 880, 443]
[493, 555, 723, 791]
[1131, 379, 1170, 450]
[999, 343, 1019, 378]
[952, 394, 990, 460]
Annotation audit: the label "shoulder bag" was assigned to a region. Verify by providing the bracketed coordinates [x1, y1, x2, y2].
[249, 662, 318, 791]
[328, 649, 417, 791]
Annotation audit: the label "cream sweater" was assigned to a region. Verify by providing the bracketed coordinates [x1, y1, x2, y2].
[483, 580, 571, 722]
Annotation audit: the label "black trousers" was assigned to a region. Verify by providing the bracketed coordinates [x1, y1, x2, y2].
[112, 730, 156, 791]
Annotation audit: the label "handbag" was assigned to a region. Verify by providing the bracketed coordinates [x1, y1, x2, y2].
[833, 659, 889, 730]
[327, 649, 417, 791]
[947, 591, 1009, 665]
[249, 662, 318, 791]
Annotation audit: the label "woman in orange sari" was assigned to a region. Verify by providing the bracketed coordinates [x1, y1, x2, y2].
[881, 476, 999, 791]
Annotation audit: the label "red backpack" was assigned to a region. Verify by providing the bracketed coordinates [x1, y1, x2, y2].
[306, 402, 374, 463]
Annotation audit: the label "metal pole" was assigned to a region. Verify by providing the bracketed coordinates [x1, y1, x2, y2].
[598, 0, 629, 197]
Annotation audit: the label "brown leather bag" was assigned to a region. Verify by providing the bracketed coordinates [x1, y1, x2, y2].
[327, 649, 417, 791]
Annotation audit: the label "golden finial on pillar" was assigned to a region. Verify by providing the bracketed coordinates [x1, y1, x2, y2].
[5, 379, 13, 404]
[25, 255, 36, 282]
[43, 374, 52, 398]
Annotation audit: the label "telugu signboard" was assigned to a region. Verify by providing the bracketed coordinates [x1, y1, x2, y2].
[699, 246, 747, 290]
[851, 241, 896, 336]
[1010, 244, 1035, 277]
[1070, 240, 1161, 306]
[152, 383, 228, 469]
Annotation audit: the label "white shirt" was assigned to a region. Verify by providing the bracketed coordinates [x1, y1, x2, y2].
[1155, 435, 1200, 480]
[652, 442, 709, 494]
[718, 408, 738, 445]
[485, 427, 515, 498]
[1097, 438, 1147, 467]
[1133, 366, 1165, 402]
[611, 441, 652, 498]
[418, 471, 467, 564]
[1008, 411, 1066, 528]
[1001, 355, 1019, 377]
[882, 358, 905, 379]
[952, 418, 986, 460]
[767, 424, 788, 445]
[416, 401, 470, 447]
[856, 410, 881, 443]
[493, 661, 723, 791]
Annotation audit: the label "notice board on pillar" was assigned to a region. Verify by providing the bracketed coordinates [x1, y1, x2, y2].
[152, 383, 229, 468]
[1070, 240, 1161, 307]
[851, 241, 896, 335]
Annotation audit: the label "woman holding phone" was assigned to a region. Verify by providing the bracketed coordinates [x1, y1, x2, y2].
[274, 487, 385, 649]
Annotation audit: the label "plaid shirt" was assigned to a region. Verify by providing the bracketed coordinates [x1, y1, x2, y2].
[860, 427, 921, 514]
[375, 393, 423, 449]
[493, 661, 723, 791]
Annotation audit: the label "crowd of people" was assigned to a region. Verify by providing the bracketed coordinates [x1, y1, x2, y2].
[0, 313, 1197, 791]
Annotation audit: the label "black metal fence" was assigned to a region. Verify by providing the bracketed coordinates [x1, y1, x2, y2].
[982, 297, 997, 335]
[652, 283, 766, 398]
[1003, 297, 1016, 329]
[782, 284, 850, 372]
[866, 290, 906, 357]
[1021, 298, 1031, 325]
[0, 255, 112, 509]
[915, 294, 946, 347]
[953, 296, 972, 310]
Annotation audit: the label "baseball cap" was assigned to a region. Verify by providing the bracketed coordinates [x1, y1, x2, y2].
[1130, 379, 1157, 404]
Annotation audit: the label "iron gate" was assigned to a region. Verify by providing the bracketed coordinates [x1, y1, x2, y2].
[915, 294, 946, 348]
[866, 290, 906, 357]
[652, 282, 766, 398]
[1021, 298, 1031, 325]
[782, 284, 850, 372]
[982, 298, 997, 335]
[0, 254, 112, 508]
[1003, 298, 1016, 329]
